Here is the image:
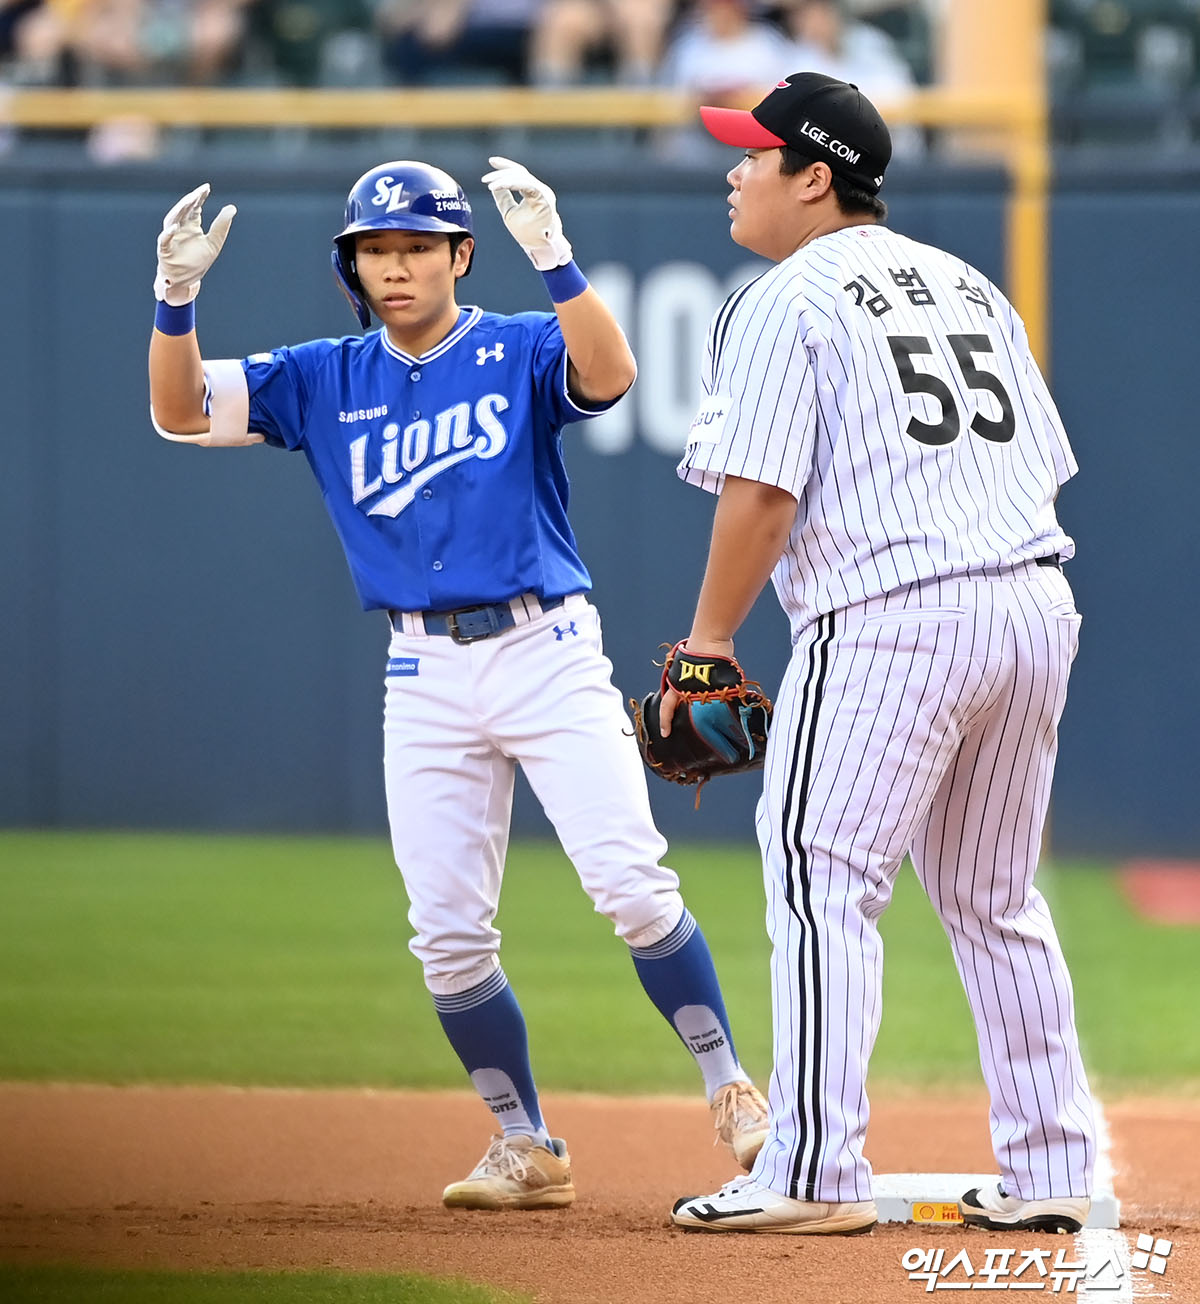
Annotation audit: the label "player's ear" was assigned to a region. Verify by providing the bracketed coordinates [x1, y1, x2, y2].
[453, 235, 475, 278]
[798, 161, 835, 203]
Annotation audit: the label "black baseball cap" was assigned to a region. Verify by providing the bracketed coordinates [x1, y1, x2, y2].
[700, 72, 892, 195]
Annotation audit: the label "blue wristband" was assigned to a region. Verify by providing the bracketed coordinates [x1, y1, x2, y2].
[541, 260, 588, 304]
[154, 300, 195, 336]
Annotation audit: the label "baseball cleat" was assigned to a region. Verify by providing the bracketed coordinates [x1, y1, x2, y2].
[442, 1134, 575, 1210]
[959, 1181, 1089, 1233]
[672, 1176, 878, 1234]
[710, 1079, 770, 1171]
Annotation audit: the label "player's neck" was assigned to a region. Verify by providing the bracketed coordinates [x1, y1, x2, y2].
[789, 213, 877, 256]
[381, 302, 464, 356]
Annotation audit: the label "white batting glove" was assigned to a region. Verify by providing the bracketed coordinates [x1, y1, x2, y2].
[154, 183, 237, 306]
[481, 155, 573, 272]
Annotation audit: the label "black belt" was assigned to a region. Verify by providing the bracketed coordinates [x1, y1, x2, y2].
[1034, 554, 1062, 570]
[395, 595, 565, 644]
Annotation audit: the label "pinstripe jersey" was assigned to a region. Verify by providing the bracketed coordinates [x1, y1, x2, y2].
[679, 224, 1077, 635]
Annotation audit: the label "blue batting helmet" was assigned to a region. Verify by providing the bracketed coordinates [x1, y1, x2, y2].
[331, 160, 474, 328]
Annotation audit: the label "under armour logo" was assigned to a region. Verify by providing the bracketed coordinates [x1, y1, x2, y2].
[677, 660, 714, 686]
[553, 622, 578, 640]
[476, 343, 505, 366]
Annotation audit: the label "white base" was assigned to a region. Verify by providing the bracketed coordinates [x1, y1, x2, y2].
[873, 1173, 1120, 1229]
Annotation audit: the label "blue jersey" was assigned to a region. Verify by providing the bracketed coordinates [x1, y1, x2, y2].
[241, 307, 614, 612]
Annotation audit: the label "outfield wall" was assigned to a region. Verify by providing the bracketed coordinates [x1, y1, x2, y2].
[0, 154, 1194, 856]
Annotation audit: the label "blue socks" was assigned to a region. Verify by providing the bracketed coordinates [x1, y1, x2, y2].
[435, 910, 744, 1137]
[629, 910, 744, 1097]
[432, 969, 549, 1145]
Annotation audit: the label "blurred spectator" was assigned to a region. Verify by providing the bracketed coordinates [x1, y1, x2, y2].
[659, 0, 793, 107]
[377, 0, 543, 86]
[838, 0, 933, 66]
[777, 0, 914, 99]
[1, 0, 44, 66]
[2, 0, 85, 84]
[842, 0, 933, 78]
[528, 0, 676, 86]
[4, 0, 251, 86]
[776, 0, 921, 153]
[183, 0, 253, 83]
[0, 0, 39, 155]
[244, 0, 373, 87]
[1, 1, 254, 163]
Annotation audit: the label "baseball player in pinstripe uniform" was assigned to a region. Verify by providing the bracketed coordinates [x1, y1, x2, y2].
[146, 157, 769, 1211]
[665, 74, 1097, 1235]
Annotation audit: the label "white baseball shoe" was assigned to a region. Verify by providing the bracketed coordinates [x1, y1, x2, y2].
[442, 1134, 575, 1210]
[672, 1176, 878, 1234]
[710, 1080, 770, 1171]
[960, 1180, 1089, 1233]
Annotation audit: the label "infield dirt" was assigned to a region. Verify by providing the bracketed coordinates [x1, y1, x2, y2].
[1, 1085, 1196, 1303]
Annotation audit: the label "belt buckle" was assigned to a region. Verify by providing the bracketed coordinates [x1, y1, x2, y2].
[446, 606, 496, 644]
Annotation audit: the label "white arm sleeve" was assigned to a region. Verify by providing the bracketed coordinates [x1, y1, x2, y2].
[151, 358, 264, 447]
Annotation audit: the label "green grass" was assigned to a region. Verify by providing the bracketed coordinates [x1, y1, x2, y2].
[1040, 865, 1200, 1091]
[0, 1265, 530, 1303]
[0, 831, 1194, 1091]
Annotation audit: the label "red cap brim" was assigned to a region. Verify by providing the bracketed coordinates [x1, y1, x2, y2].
[699, 105, 787, 148]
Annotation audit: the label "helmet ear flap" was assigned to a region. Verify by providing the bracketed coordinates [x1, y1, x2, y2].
[331, 245, 370, 329]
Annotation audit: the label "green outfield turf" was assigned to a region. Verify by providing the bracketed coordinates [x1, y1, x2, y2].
[0, 1265, 531, 1304]
[0, 830, 1194, 1091]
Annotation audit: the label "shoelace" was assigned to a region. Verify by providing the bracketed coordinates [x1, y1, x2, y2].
[711, 1082, 768, 1145]
[470, 1136, 533, 1182]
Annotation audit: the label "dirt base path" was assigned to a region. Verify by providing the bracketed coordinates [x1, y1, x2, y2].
[1, 1085, 1197, 1303]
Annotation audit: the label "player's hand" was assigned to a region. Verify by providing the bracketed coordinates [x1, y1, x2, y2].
[481, 156, 573, 272]
[659, 637, 737, 735]
[154, 183, 237, 306]
[659, 684, 681, 737]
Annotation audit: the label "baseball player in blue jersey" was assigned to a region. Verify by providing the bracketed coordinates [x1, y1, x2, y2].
[147, 157, 769, 1210]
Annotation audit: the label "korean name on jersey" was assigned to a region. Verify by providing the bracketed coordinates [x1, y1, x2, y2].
[682, 226, 1077, 628]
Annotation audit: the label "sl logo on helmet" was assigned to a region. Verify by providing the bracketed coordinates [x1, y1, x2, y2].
[371, 177, 411, 213]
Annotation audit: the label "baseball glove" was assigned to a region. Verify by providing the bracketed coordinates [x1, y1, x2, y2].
[631, 641, 773, 800]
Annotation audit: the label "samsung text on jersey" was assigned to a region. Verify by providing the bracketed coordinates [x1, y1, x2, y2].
[339, 406, 389, 423]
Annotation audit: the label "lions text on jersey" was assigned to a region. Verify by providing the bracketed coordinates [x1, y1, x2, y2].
[242, 308, 599, 612]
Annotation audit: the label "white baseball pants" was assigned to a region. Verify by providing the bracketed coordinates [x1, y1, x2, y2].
[382, 594, 684, 996]
[752, 563, 1096, 1203]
